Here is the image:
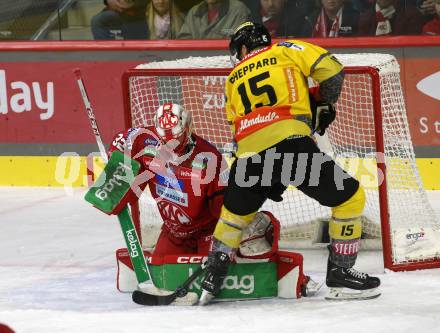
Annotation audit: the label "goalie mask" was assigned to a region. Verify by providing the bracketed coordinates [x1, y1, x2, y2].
[229, 21, 271, 66]
[153, 102, 193, 155]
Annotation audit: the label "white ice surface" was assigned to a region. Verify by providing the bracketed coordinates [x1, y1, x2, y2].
[1, 187, 440, 333]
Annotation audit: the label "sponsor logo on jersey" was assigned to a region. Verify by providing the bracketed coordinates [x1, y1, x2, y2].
[277, 41, 304, 51]
[144, 158, 167, 175]
[240, 46, 270, 63]
[190, 154, 211, 170]
[234, 106, 294, 142]
[126, 127, 139, 149]
[155, 174, 184, 190]
[238, 111, 279, 133]
[156, 183, 188, 206]
[284, 68, 297, 102]
[191, 159, 207, 170]
[178, 167, 201, 179]
[144, 147, 157, 157]
[144, 137, 159, 146]
[157, 201, 191, 224]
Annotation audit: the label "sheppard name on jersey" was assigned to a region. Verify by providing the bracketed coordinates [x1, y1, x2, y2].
[229, 57, 277, 83]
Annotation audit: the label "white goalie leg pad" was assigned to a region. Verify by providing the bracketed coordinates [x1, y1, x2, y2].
[137, 281, 173, 296]
[137, 282, 199, 306]
[325, 287, 381, 301]
[239, 211, 280, 259]
[198, 290, 215, 306]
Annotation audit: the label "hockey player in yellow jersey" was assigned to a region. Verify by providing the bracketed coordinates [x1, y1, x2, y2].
[199, 21, 380, 304]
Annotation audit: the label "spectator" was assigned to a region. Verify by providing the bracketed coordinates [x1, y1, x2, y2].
[413, 0, 437, 28]
[146, 0, 184, 39]
[358, 0, 424, 35]
[91, 0, 148, 40]
[177, 0, 251, 39]
[301, 0, 360, 37]
[422, 0, 440, 34]
[352, 0, 436, 13]
[414, 0, 436, 15]
[351, 0, 374, 11]
[247, 0, 315, 37]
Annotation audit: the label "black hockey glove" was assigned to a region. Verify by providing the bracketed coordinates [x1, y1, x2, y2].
[267, 182, 287, 202]
[310, 94, 336, 136]
[201, 251, 230, 296]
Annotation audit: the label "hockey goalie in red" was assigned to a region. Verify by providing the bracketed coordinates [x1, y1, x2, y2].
[109, 102, 227, 255]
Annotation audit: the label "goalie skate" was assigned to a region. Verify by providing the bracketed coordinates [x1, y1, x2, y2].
[325, 287, 381, 301]
[301, 276, 324, 297]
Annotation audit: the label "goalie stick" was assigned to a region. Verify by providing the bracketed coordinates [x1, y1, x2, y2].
[73, 68, 108, 163]
[132, 262, 208, 306]
[74, 68, 154, 285]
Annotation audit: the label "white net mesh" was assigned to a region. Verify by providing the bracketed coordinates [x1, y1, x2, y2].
[126, 54, 440, 269]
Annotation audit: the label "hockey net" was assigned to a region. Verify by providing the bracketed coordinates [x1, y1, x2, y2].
[122, 54, 440, 271]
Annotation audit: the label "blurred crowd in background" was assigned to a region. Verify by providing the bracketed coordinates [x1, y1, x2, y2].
[0, 0, 439, 41]
[91, 0, 440, 39]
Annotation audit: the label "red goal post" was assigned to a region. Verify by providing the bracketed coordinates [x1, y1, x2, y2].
[121, 54, 440, 272]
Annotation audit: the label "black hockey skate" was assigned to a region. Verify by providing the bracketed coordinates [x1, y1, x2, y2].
[199, 251, 230, 305]
[326, 250, 381, 300]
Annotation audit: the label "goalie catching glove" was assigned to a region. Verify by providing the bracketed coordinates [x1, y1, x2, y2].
[310, 93, 336, 136]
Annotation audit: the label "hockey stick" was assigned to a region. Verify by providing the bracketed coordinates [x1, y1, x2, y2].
[132, 262, 208, 306]
[74, 68, 153, 285]
[73, 68, 108, 163]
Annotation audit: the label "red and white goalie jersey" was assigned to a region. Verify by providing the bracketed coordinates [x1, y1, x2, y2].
[109, 126, 227, 254]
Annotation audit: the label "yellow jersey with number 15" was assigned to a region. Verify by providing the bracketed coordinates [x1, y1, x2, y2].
[225, 39, 343, 157]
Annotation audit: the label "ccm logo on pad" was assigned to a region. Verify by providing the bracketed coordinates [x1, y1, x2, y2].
[177, 256, 207, 263]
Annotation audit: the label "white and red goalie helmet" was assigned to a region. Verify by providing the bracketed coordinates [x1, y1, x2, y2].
[153, 102, 193, 155]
